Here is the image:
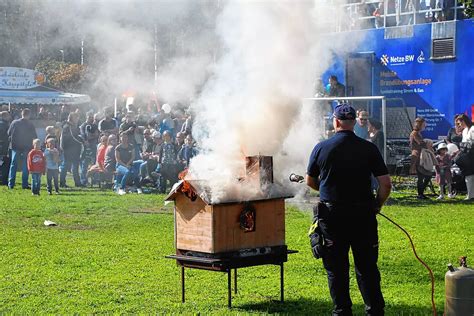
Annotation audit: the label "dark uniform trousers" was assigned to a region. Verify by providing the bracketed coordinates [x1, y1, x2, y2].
[316, 202, 385, 316]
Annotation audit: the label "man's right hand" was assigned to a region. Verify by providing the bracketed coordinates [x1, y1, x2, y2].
[305, 174, 320, 191]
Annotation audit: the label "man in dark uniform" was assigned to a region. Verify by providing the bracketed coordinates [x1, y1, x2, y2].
[306, 104, 391, 316]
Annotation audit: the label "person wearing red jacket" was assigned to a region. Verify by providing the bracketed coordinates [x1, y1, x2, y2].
[27, 139, 46, 195]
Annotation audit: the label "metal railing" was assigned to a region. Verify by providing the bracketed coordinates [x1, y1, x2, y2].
[317, 0, 467, 32]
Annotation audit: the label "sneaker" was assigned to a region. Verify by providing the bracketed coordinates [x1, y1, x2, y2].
[448, 193, 455, 198]
[436, 195, 444, 200]
[137, 188, 143, 194]
[48, 191, 52, 195]
[55, 190, 60, 195]
[117, 189, 126, 195]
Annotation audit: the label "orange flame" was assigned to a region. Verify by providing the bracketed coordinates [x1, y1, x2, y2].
[178, 169, 197, 201]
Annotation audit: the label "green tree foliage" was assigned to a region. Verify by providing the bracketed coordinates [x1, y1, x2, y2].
[459, 0, 473, 17]
[35, 58, 91, 92]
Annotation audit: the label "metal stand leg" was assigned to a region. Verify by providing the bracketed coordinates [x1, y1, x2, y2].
[234, 268, 238, 294]
[280, 263, 284, 302]
[228, 270, 232, 308]
[181, 266, 185, 303]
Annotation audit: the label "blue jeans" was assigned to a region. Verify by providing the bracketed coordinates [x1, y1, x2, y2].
[47, 169, 59, 193]
[115, 161, 142, 190]
[60, 157, 81, 186]
[80, 156, 93, 185]
[8, 149, 29, 188]
[80, 146, 97, 185]
[31, 173, 41, 194]
[115, 164, 130, 190]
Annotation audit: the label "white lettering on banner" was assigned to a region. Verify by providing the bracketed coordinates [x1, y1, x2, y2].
[380, 87, 427, 95]
[416, 108, 445, 132]
[380, 50, 425, 67]
[390, 56, 404, 63]
[0, 67, 45, 90]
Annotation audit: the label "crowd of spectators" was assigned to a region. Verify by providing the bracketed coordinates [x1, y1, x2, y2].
[323, 101, 474, 201]
[1, 100, 473, 200]
[0, 102, 197, 195]
[409, 114, 474, 200]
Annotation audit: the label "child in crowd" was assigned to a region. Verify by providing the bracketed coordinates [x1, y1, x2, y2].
[27, 139, 46, 196]
[435, 143, 454, 200]
[45, 126, 57, 143]
[41, 126, 57, 150]
[87, 135, 108, 184]
[178, 134, 198, 168]
[44, 138, 60, 194]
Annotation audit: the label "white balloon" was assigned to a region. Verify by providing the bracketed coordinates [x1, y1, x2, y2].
[162, 103, 171, 114]
[447, 143, 458, 155]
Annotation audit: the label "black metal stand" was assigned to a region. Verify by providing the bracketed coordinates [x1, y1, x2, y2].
[280, 263, 284, 302]
[166, 249, 297, 308]
[181, 266, 185, 303]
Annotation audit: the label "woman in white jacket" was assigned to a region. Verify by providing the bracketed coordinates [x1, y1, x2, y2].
[455, 114, 474, 200]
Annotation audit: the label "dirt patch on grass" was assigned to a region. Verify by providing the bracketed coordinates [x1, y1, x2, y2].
[129, 206, 173, 214]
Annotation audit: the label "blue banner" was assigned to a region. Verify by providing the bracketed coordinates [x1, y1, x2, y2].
[325, 19, 474, 140]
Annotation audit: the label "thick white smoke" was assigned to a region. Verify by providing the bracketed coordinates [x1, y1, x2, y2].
[187, 2, 364, 203]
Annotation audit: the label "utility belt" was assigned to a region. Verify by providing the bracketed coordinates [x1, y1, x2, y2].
[320, 200, 374, 208]
[309, 200, 378, 259]
[315, 200, 376, 217]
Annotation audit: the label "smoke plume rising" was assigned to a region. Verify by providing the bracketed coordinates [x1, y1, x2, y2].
[187, 1, 363, 202]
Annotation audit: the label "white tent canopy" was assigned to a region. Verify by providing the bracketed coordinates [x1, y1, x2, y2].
[0, 89, 91, 105]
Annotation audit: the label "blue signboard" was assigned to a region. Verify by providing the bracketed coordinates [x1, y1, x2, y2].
[324, 19, 474, 140]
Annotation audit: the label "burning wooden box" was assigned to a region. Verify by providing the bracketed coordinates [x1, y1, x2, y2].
[165, 156, 292, 256]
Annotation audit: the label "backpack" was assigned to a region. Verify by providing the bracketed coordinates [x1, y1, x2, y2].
[419, 148, 436, 174]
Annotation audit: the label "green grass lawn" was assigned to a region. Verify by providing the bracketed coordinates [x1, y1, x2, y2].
[0, 180, 472, 315]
